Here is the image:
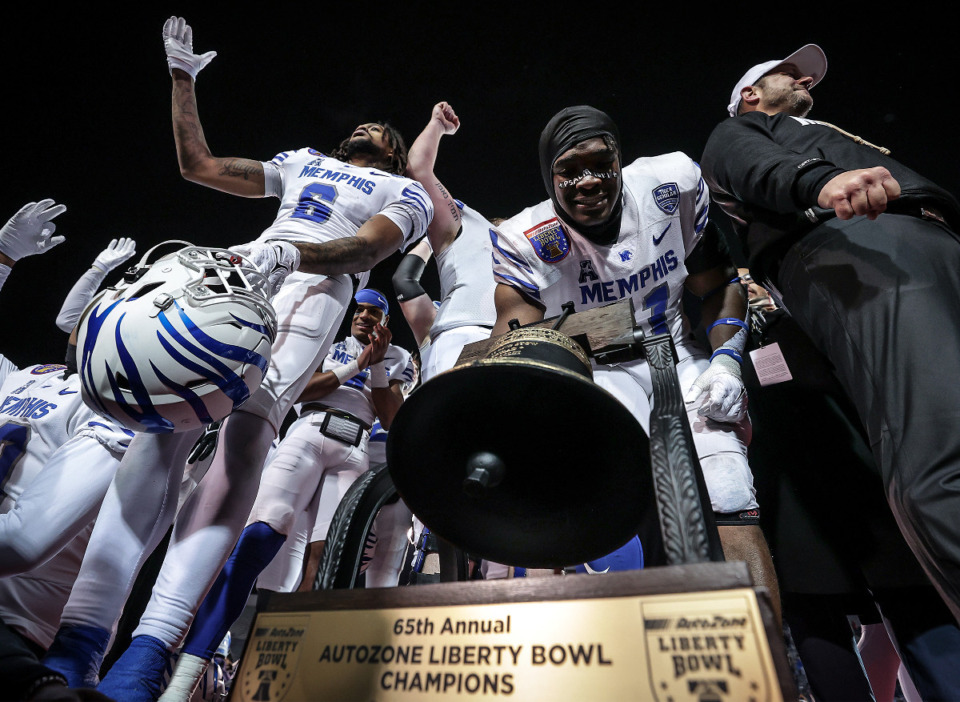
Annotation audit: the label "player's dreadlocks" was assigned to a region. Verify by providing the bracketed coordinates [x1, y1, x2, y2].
[330, 122, 408, 176]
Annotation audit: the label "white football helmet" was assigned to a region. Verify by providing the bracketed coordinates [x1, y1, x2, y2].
[76, 241, 277, 434]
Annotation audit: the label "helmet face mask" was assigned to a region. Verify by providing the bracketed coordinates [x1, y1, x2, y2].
[77, 242, 277, 434]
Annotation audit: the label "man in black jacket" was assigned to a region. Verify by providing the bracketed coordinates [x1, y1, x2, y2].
[701, 45, 960, 624]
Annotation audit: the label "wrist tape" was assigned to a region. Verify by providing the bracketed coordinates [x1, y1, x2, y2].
[369, 362, 389, 388]
[709, 321, 748, 366]
[333, 360, 360, 384]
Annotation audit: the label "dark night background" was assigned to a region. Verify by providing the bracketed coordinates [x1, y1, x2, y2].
[2, 6, 955, 366]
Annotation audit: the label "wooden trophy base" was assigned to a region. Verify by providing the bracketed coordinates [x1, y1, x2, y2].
[232, 562, 795, 701]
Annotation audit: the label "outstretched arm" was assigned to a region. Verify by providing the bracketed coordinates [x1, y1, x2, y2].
[406, 102, 463, 256]
[294, 214, 405, 275]
[164, 17, 265, 197]
[56, 238, 136, 332]
[392, 238, 437, 347]
[0, 199, 66, 269]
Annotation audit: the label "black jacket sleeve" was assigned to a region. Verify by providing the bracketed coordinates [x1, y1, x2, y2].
[701, 112, 844, 214]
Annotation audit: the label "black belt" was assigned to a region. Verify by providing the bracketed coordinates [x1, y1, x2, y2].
[301, 404, 371, 431]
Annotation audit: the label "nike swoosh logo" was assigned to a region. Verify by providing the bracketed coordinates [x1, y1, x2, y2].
[583, 563, 610, 575]
[59, 389, 78, 395]
[652, 223, 671, 246]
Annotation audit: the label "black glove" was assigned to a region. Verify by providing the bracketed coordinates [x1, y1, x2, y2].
[188, 420, 223, 464]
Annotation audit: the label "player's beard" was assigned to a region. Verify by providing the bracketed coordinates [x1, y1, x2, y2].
[339, 136, 388, 164]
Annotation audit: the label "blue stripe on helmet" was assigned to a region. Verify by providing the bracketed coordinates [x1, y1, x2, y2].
[230, 312, 273, 341]
[151, 362, 215, 425]
[155, 331, 250, 408]
[79, 299, 123, 418]
[174, 303, 270, 377]
[111, 313, 175, 433]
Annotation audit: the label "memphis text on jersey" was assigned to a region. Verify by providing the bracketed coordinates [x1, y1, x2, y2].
[577, 251, 679, 306]
[298, 158, 377, 195]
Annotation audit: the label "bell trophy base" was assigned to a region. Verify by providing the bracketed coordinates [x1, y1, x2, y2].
[233, 561, 796, 701]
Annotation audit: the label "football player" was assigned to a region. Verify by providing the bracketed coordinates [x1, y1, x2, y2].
[0, 200, 129, 702]
[42, 18, 432, 699]
[160, 290, 413, 700]
[491, 106, 779, 616]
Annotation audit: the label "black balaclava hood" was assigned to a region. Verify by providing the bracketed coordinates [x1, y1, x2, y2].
[538, 105, 624, 245]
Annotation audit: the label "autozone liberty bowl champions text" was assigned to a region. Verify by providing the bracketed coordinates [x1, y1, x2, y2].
[315, 614, 615, 696]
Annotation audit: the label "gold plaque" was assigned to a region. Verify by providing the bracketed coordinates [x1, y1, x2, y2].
[234, 586, 782, 701]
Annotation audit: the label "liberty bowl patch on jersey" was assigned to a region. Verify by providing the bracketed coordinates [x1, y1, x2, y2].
[524, 218, 570, 263]
[652, 182, 680, 215]
[30, 364, 66, 375]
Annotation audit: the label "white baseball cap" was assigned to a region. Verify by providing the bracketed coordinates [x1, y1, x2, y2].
[727, 44, 827, 117]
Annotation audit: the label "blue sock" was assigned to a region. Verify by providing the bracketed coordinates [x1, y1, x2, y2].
[182, 521, 286, 660]
[97, 635, 172, 702]
[42, 624, 111, 688]
[575, 535, 645, 574]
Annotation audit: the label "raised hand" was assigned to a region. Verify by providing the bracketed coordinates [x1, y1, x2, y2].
[432, 102, 460, 135]
[0, 199, 66, 262]
[92, 238, 137, 273]
[163, 16, 217, 81]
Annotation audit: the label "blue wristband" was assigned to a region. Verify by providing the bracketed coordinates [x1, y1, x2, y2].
[706, 317, 748, 335]
[710, 348, 743, 365]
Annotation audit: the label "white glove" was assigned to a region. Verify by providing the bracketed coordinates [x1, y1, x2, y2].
[92, 237, 137, 273]
[683, 353, 747, 423]
[162, 16, 217, 81]
[0, 199, 66, 262]
[229, 240, 301, 299]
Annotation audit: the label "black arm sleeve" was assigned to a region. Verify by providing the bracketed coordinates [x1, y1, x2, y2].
[392, 251, 428, 302]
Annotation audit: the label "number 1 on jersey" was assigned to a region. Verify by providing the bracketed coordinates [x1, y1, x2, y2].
[642, 283, 669, 335]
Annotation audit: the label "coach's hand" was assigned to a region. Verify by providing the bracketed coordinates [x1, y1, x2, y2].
[818, 167, 901, 221]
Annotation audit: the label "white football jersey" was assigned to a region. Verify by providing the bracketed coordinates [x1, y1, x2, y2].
[304, 336, 414, 427]
[492, 152, 709, 345]
[0, 358, 134, 512]
[430, 203, 498, 338]
[257, 149, 433, 250]
[0, 520, 94, 648]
